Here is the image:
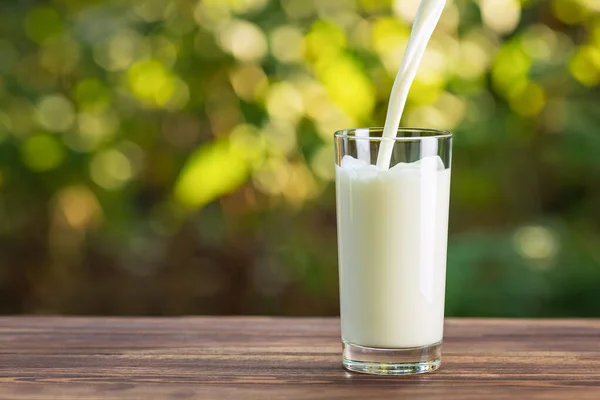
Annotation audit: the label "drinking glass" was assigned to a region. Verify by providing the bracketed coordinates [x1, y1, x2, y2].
[334, 127, 452, 375]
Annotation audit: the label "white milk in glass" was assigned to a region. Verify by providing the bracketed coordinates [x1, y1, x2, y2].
[336, 154, 450, 348]
[336, 0, 449, 349]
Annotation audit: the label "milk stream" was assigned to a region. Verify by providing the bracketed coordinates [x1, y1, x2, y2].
[376, 0, 446, 170]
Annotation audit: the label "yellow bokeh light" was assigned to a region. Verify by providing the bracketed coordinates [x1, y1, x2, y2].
[198, 0, 268, 17]
[359, 0, 391, 13]
[492, 42, 531, 97]
[174, 138, 249, 208]
[229, 124, 266, 166]
[404, 106, 446, 129]
[305, 21, 347, 61]
[217, 20, 267, 62]
[164, 4, 196, 36]
[253, 157, 290, 195]
[194, 0, 231, 28]
[552, 0, 589, 25]
[310, 145, 335, 181]
[349, 18, 372, 49]
[37, 94, 75, 132]
[372, 17, 409, 73]
[581, 0, 600, 11]
[228, 0, 269, 15]
[93, 30, 150, 71]
[299, 81, 331, 120]
[315, 0, 358, 25]
[520, 25, 557, 61]
[262, 120, 297, 156]
[229, 64, 268, 102]
[265, 82, 304, 124]
[406, 80, 445, 107]
[405, 92, 467, 129]
[127, 60, 187, 108]
[166, 78, 190, 111]
[90, 149, 133, 190]
[407, 44, 450, 107]
[270, 26, 305, 63]
[282, 162, 320, 206]
[414, 46, 448, 85]
[549, 31, 575, 65]
[454, 29, 498, 80]
[298, 80, 355, 139]
[514, 226, 558, 264]
[435, 32, 461, 69]
[438, 2, 460, 32]
[314, 107, 355, 140]
[150, 35, 179, 68]
[372, 17, 409, 56]
[569, 46, 600, 86]
[133, 0, 170, 22]
[457, 39, 490, 79]
[392, 0, 420, 23]
[69, 111, 119, 152]
[117, 141, 145, 176]
[281, 0, 316, 19]
[53, 186, 103, 231]
[21, 134, 65, 172]
[479, 0, 521, 35]
[315, 54, 375, 122]
[509, 81, 546, 116]
[432, 92, 467, 129]
[592, 20, 600, 45]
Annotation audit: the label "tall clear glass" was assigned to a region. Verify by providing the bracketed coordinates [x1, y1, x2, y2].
[334, 127, 452, 375]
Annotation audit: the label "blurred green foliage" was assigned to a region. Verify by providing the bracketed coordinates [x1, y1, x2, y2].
[0, 0, 599, 316]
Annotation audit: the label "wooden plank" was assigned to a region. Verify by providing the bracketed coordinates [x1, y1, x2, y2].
[0, 317, 598, 399]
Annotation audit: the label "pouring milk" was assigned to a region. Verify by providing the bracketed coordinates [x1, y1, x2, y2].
[336, 0, 449, 349]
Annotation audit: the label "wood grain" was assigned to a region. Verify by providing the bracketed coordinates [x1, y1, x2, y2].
[0, 317, 599, 399]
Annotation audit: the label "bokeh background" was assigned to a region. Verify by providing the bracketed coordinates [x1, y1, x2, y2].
[0, 0, 599, 317]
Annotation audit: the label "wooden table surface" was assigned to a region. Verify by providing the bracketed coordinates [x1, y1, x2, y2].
[0, 317, 599, 399]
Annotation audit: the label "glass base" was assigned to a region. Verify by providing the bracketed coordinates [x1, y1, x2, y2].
[342, 341, 442, 375]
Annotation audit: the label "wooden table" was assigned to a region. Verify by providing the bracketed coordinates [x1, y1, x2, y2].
[0, 317, 599, 399]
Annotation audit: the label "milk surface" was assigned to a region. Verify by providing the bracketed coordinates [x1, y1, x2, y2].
[336, 155, 450, 348]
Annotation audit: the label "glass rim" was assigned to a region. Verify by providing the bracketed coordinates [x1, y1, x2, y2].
[334, 127, 452, 141]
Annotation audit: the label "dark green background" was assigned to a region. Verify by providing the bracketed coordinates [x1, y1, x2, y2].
[1, 0, 599, 316]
